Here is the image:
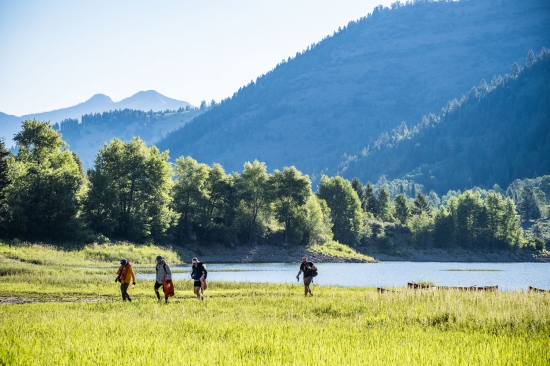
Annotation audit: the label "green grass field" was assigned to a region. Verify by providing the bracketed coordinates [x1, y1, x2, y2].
[1, 242, 549, 365]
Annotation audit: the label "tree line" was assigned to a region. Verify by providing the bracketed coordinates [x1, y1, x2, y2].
[0, 120, 544, 251]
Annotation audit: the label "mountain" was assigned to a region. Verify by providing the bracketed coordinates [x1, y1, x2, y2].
[115, 90, 190, 111]
[339, 50, 550, 194]
[157, 0, 550, 182]
[0, 112, 16, 126]
[53, 108, 203, 168]
[0, 90, 192, 146]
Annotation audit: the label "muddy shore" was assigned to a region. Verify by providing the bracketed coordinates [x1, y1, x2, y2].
[173, 244, 543, 263]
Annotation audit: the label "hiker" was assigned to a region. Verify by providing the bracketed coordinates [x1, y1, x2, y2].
[191, 257, 208, 300]
[115, 259, 135, 302]
[296, 257, 316, 296]
[154, 255, 173, 303]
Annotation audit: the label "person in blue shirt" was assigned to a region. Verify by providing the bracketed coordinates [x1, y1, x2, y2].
[190, 257, 208, 300]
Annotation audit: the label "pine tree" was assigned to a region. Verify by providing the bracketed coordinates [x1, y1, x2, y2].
[526, 49, 536, 68]
[376, 187, 393, 222]
[393, 194, 409, 224]
[364, 182, 377, 214]
[351, 177, 366, 206]
[518, 186, 541, 221]
[510, 62, 522, 77]
[411, 192, 431, 217]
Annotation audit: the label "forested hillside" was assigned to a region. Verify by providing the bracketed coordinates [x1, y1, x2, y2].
[340, 50, 550, 194]
[53, 108, 201, 167]
[158, 0, 550, 181]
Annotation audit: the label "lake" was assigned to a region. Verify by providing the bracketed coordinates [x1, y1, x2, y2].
[136, 262, 550, 291]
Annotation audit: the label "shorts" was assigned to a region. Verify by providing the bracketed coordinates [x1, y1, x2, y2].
[154, 281, 164, 291]
[303, 276, 313, 286]
[194, 280, 201, 287]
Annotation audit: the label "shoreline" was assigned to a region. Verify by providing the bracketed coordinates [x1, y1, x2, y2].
[173, 244, 544, 264]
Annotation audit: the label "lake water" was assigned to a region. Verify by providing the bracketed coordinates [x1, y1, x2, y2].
[136, 262, 550, 291]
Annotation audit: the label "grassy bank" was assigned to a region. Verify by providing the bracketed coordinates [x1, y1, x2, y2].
[1, 242, 549, 365]
[309, 240, 377, 262]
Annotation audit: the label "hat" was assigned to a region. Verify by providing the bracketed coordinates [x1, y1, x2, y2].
[155, 255, 164, 261]
[120, 259, 127, 265]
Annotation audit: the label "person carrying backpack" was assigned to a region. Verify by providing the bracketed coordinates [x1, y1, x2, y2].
[154, 255, 173, 303]
[191, 257, 208, 300]
[296, 256, 317, 296]
[115, 259, 135, 302]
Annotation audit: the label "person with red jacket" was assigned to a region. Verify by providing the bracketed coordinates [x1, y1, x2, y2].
[154, 255, 173, 303]
[115, 259, 136, 302]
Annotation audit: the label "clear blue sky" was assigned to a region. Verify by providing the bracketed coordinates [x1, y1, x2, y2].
[0, 0, 393, 116]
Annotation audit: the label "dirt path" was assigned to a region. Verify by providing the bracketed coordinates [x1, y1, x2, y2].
[0, 296, 37, 305]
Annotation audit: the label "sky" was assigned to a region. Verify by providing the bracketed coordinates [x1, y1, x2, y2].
[0, 0, 394, 116]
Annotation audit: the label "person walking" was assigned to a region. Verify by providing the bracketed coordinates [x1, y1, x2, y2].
[115, 259, 135, 302]
[191, 257, 207, 300]
[296, 257, 316, 296]
[154, 255, 173, 303]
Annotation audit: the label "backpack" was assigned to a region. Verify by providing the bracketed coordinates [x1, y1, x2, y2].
[310, 263, 318, 277]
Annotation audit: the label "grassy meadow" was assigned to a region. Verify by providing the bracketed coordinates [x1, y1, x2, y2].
[1, 242, 549, 365]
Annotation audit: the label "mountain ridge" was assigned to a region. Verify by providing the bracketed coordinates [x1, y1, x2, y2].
[0, 90, 193, 146]
[157, 0, 550, 183]
[339, 50, 550, 194]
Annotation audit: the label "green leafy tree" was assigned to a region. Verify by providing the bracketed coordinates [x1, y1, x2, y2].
[3, 120, 83, 240]
[408, 212, 432, 248]
[267, 166, 311, 245]
[500, 198, 523, 248]
[301, 195, 333, 245]
[433, 206, 454, 248]
[289, 195, 334, 246]
[455, 190, 486, 249]
[83, 137, 177, 242]
[234, 160, 270, 244]
[0, 139, 11, 218]
[485, 192, 505, 250]
[200, 163, 237, 243]
[171, 156, 210, 242]
[317, 175, 364, 245]
[393, 193, 409, 224]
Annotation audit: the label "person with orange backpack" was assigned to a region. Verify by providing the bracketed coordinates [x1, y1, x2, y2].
[154, 255, 173, 303]
[115, 259, 136, 302]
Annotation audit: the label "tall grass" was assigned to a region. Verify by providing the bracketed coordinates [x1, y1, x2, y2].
[0, 242, 549, 365]
[309, 240, 376, 262]
[0, 241, 181, 267]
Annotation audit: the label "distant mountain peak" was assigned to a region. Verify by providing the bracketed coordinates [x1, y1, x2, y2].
[85, 94, 114, 104]
[117, 90, 190, 110]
